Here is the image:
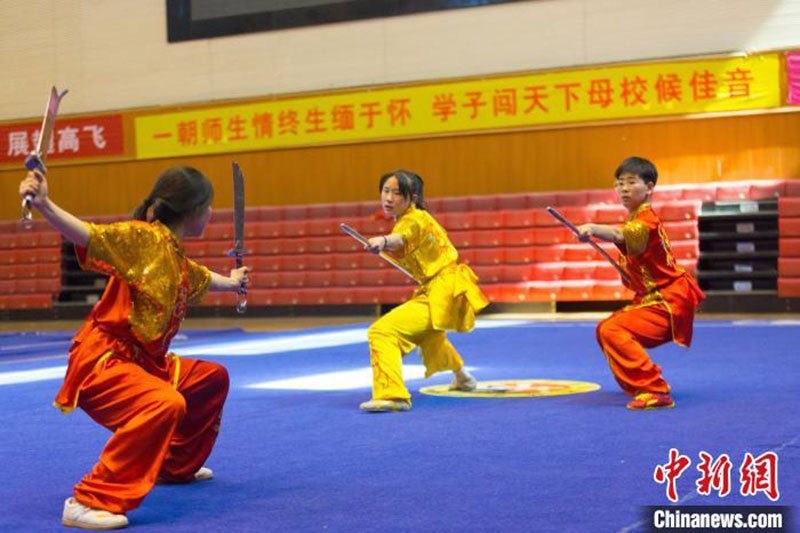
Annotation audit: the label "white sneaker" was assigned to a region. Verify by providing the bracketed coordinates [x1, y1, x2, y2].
[450, 370, 477, 391]
[194, 466, 213, 481]
[156, 466, 214, 485]
[359, 399, 412, 412]
[62, 497, 129, 530]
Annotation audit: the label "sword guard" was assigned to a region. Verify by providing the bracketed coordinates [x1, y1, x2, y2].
[24, 153, 47, 173]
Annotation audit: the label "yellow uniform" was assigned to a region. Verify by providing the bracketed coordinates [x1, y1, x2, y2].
[368, 205, 489, 402]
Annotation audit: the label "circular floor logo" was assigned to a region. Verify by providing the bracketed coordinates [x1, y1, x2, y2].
[419, 379, 601, 398]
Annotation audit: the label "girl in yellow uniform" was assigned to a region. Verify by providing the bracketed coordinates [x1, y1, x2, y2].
[360, 170, 489, 412]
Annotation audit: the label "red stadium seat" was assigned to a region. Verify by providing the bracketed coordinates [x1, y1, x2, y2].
[472, 266, 503, 283]
[555, 190, 589, 207]
[249, 239, 281, 256]
[449, 231, 474, 248]
[467, 195, 498, 211]
[778, 258, 800, 277]
[280, 255, 309, 271]
[563, 245, 599, 262]
[439, 212, 474, 231]
[778, 278, 800, 297]
[332, 235, 360, 253]
[332, 270, 360, 287]
[651, 187, 684, 203]
[495, 193, 527, 210]
[306, 218, 339, 237]
[750, 181, 785, 200]
[253, 256, 282, 272]
[780, 238, 800, 257]
[305, 271, 334, 287]
[250, 206, 282, 222]
[524, 193, 558, 209]
[472, 210, 505, 230]
[530, 263, 564, 281]
[282, 205, 308, 221]
[504, 247, 536, 264]
[332, 203, 362, 218]
[594, 205, 627, 224]
[305, 254, 334, 271]
[779, 198, 800, 218]
[657, 201, 699, 222]
[204, 223, 231, 241]
[562, 263, 596, 280]
[681, 184, 717, 202]
[278, 271, 307, 288]
[534, 245, 566, 262]
[280, 238, 310, 255]
[501, 265, 536, 282]
[438, 197, 470, 213]
[458, 249, 475, 265]
[360, 269, 389, 286]
[715, 183, 752, 201]
[532, 208, 558, 227]
[306, 237, 334, 254]
[786, 180, 800, 198]
[504, 229, 534, 246]
[250, 272, 279, 289]
[504, 210, 536, 228]
[248, 221, 280, 239]
[663, 221, 698, 241]
[278, 220, 308, 238]
[472, 248, 505, 265]
[780, 218, 800, 238]
[0, 280, 13, 294]
[473, 230, 504, 247]
[531, 228, 568, 245]
[560, 206, 596, 225]
[670, 241, 699, 260]
[587, 189, 618, 205]
[306, 203, 335, 219]
[332, 253, 361, 270]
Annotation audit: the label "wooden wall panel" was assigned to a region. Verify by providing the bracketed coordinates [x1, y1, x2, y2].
[1, 111, 798, 219]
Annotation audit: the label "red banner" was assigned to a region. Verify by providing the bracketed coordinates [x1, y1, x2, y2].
[0, 114, 124, 165]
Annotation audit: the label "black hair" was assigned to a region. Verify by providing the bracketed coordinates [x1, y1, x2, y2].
[615, 156, 658, 186]
[379, 169, 427, 211]
[132, 166, 214, 228]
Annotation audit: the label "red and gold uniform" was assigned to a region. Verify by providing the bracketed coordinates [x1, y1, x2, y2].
[368, 205, 489, 402]
[596, 204, 704, 395]
[54, 220, 228, 514]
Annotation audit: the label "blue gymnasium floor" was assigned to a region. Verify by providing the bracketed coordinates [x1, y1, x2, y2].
[0, 318, 798, 532]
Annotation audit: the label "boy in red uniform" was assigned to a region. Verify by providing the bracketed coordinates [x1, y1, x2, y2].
[19, 166, 249, 529]
[576, 157, 704, 410]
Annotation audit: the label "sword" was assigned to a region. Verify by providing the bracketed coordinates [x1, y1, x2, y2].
[340, 223, 419, 283]
[228, 162, 248, 313]
[546, 206, 631, 284]
[22, 87, 68, 226]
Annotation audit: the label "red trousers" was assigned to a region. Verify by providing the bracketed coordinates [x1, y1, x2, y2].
[596, 304, 673, 396]
[73, 356, 229, 514]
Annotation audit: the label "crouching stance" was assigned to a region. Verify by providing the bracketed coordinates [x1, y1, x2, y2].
[20, 166, 248, 528]
[360, 170, 489, 413]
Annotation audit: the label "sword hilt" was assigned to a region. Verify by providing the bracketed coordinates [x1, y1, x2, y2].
[21, 154, 47, 227]
[228, 248, 248, 314]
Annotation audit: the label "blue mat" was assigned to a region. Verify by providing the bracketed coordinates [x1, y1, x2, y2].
[0, 319, 797, 531]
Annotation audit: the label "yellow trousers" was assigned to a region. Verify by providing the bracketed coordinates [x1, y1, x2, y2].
[367, 293, 465, 401]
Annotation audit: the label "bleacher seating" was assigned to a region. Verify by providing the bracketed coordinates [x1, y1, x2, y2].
[0, 219, 62, 310]
[778, 197, 800, 297]
[0, 179, 796, 310]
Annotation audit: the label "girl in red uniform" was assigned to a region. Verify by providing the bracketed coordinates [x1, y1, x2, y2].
[19, 166, 248, 529]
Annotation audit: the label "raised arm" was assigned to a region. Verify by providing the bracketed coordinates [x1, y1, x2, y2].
[18, 170, 89, 247]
